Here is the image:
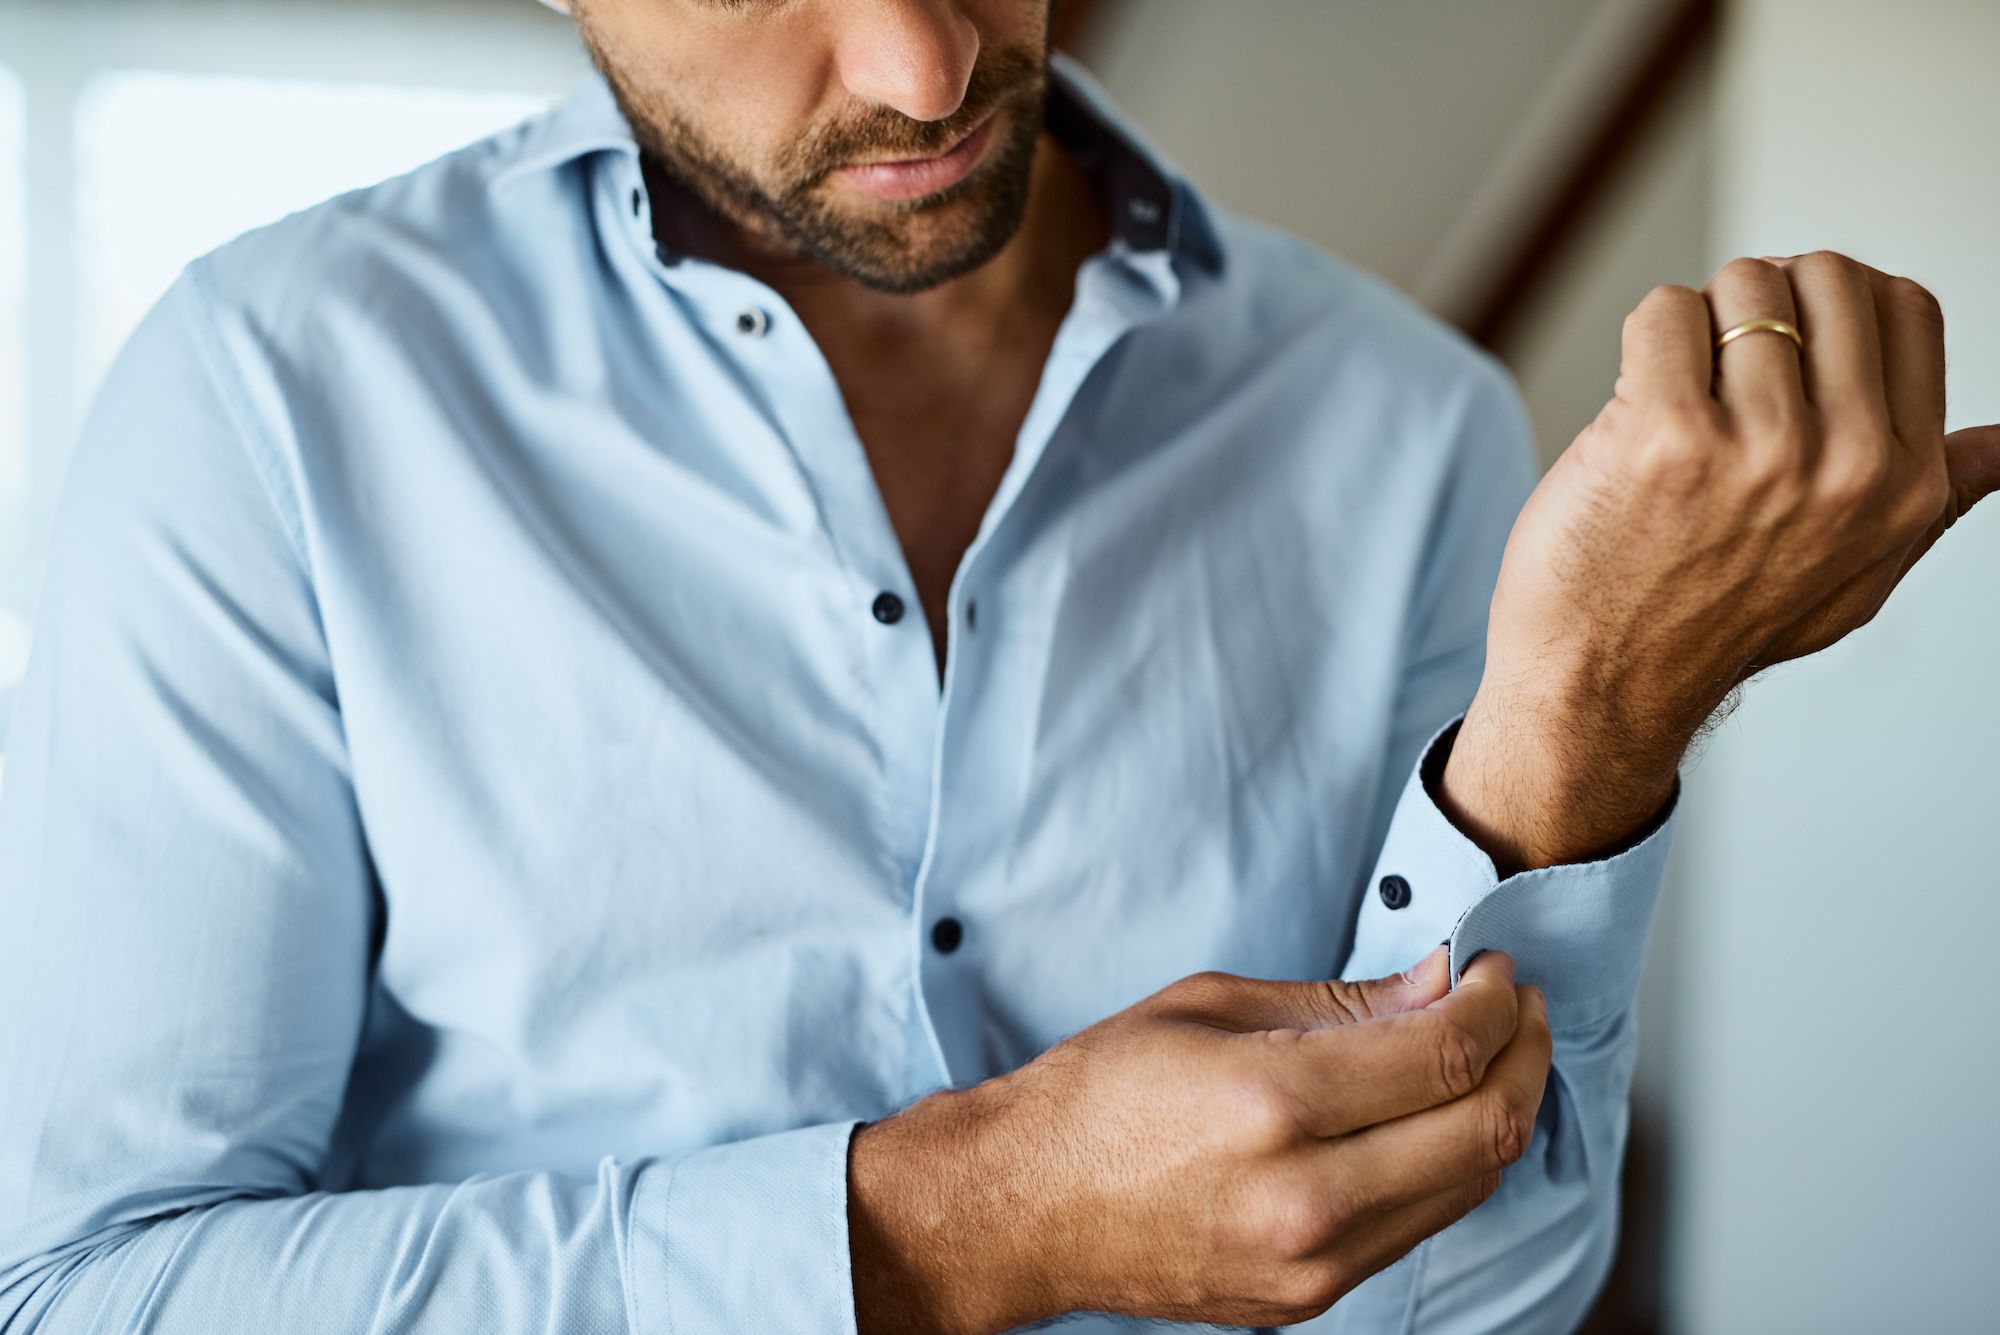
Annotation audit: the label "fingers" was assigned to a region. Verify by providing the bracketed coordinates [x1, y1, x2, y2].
[1774, 252, 1893, 442]
[1170, 944, 1453, 1036]
[1305, 983, 1552, 1214]
[1862, 265, 1947, 459]
[1251, 953, 1523, 1138]
[1321, 1164, 1502, 1292]
[1617, 283, 1713, 406]
[1778, 254, 1946, 463]
[1703, 257, 1808, 440]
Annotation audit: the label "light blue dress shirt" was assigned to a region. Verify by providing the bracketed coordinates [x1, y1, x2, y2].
[0, 53, 1677, 1334]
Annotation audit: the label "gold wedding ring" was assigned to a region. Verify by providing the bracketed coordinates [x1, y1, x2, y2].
[1716, 318, 1805, 354]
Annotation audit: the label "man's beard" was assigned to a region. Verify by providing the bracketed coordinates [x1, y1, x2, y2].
[582, 37, 1051, 295]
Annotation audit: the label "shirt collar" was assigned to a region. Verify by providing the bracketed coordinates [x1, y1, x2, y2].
[489, 50, 1223, 275]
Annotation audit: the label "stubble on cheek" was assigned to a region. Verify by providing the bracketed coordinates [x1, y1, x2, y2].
[580, 20, 1052, 293]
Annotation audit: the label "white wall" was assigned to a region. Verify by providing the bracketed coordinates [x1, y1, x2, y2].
[1662, 1, 2000, 1329]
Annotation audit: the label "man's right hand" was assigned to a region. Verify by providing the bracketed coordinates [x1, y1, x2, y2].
[847, 948, 1550, 1334]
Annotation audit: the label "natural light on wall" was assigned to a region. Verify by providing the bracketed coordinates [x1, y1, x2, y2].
[0, 69, 550, 765]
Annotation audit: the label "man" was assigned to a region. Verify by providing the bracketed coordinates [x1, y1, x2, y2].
[0, 0, 1993, 1330]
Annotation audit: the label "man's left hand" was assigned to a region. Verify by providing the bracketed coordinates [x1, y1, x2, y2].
[1441, 251, 2000, 875]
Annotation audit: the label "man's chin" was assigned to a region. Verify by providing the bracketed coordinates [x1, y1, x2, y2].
[779, 189, 1020, 293]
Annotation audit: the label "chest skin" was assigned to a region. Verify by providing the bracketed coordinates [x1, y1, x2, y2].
[832, 351, 1043, 683]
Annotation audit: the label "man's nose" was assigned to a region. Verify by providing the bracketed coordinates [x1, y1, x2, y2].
[833, 0, 981, 125]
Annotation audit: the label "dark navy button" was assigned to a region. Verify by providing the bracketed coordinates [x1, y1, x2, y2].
[735, 307, 771, 337]
[1378, 874, 1412, 910]
[631, 187, 643, 217]
[965, 599, 977, 631]
[871, 591, 905, 624]
[931, 916, 964, 953]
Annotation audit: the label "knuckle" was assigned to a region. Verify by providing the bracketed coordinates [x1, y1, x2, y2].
[1735, 439, 1801, 500]
[1893, 464, 1951, 536]
[1230, 1074, 1301, 1151]
[1427, 1012, 1484, 1102]
[1320, 1166, 1379, 1235]
[1795, 248, 1854, 278]
[1252, 1182, 1333, 1261]
[1311, 978, 1371, 1026]
[1883, 275, 1943, 328]
[1522, 987, 1553, 1043]
[1161, 969, 1232, 1012]
[1270, 1258, 1345, 1318]
[1817, 449, 1893, 510]
[1635, 401, 1722, 476]
[1710, 255, 1782, 291]
[1633, 282, 1702, 320]
[1484, 1088, 1536, 1169]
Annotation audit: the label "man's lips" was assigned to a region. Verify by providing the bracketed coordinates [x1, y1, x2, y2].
[832, 110, 1000, 203]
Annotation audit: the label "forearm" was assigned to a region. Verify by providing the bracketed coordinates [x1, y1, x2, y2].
[848, 1080, 1050, 1335]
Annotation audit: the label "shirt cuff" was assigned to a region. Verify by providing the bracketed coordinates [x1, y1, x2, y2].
[632, 1117, 865, 1335]
[1343, 716, 1680, 1031]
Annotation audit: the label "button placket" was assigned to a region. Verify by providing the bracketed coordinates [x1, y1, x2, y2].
[911, 256, 1181, 1090]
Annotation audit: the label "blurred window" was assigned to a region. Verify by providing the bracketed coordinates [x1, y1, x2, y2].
[0, 68, 549, 758]
[75, 72, 548, 386]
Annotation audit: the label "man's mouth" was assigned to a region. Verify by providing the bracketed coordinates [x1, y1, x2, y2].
[832, 109, 1001, 203]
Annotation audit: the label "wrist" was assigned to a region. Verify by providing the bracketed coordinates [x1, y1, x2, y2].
[848, 1078, 1054, 1335]
[1438, 675, 1683, 875]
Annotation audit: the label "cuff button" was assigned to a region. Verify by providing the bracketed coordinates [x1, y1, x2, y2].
[1378, 874, 1412, 910]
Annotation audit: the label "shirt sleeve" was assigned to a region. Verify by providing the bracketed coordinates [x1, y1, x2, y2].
[0, 267, 863, 1335]
[1322, 353, 1681, 1332]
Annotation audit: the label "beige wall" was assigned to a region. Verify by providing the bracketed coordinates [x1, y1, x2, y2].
[1662, 2, 2000, 1328]
[1079, 0, 1680, 324]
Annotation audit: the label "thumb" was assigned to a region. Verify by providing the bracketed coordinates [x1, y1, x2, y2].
[1176, 943, 1452, 1034]
[1944, 425, 2000, 519]
[1897, 424, 2000, 582]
